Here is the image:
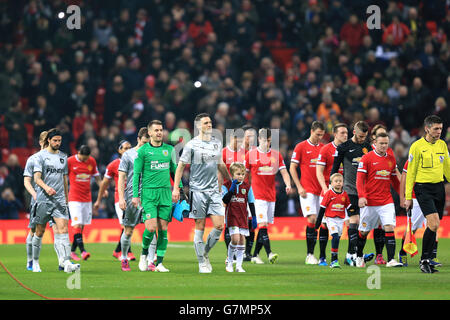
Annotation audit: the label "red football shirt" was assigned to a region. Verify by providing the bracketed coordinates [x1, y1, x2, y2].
[317, 141, 343, 186]
[105, 158, 121, 203]
[291, 139, 324, 196]
[402, 160, 416, 199]
[320, 188, 351, 219]
[68, 155, 100, 202]
[356, 150, 399, 206]
[222, 146, 247, 183]
[245, 148, 286, 202]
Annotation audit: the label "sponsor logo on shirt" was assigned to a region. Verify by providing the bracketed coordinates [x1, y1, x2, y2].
[150, 162, 169, 170]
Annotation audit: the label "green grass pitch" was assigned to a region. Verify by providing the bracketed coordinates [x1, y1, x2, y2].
[1, 240, 449, 300]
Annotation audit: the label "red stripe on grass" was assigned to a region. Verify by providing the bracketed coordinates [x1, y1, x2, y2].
[0, 259, 90, 300]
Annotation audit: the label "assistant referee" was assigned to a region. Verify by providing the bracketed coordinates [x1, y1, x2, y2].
[405, 115, 450, 273]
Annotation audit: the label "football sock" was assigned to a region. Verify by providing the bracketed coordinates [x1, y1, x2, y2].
[331, 233, 339, 261]
[32, 235, 42, 262]
[348, 223, 358, 255]
[346, 226, 351, 253]
[121, 232, 131, 261]
[194, 229, 205, 263]
[259, 227, 272, 256]
[115, 229, 123, 253]
[205, 228, 222, 254]
[148, 234, 157, 261]
[373, 227, 385, 256]
[227, 243, 236, 263]
[421, 227, 436, 261]
[319, 225, 329, 259]
[385, 231, 396, 261]
[356, 231, 367, 257]
[156, 230, 168, 264]
[245, 230, 255, 257]
[253, 228, 263, 256]
[431, 240, 438, 259]
[224, 228, 231, 249]
[26, 232, 33, 262]
[235, 244, 245, 269]
[55, 233, 72, 265]
[142, 229, 155, 256]
[74, 232, 86, 253]
[306, 223, 317, 255]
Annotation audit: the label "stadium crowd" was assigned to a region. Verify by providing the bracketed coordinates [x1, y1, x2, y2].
[0, 0, 449, 219]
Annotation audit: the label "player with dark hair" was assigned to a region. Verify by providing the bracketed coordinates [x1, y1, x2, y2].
[331, 121, 373, 266]
[133, 121, 180, 272]
[315, 123, 348, 265]
[290, 121, 325, 264]
[404, 115, 450, 273]
[94, 140, 133, 260]
[246, 128, 292, 264]
[68, 144, 102, 261]
[172, 113, 231, 273]
[118, 127, 152, 271]
[32, 129, 80, 273]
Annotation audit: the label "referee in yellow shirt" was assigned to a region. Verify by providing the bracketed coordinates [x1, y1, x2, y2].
[405, 115, 450, 273]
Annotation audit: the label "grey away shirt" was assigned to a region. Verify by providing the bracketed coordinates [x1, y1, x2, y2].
[33, 149, 68, 204]
[118, 148, 140, 201]
[179, 136, 222, 192]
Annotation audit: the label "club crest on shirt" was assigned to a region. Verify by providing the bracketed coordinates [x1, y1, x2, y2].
[87, 164, 93, 171]
[362, 148, 368, 154]
[163, 149, 169, 157]
[342, 196, 346, 202]
[60, 158, 65, 164]
[241, 188, 246, 195]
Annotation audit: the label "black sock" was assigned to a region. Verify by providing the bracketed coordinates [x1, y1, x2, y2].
[385, 231, 396, 261]
[356, 231, 367, 257]
[331, 233, 340, 261]
[260, 227, 272, 256]
[245, 231, 255, 257]
[421, 228, 436, 261]
[348, 224, 358, 255]
[373, 227, 385, 256]
[74, 233, 85, 252]
[306, 223, 317, 255]
[346, 226, 351, 253]
[224, 228, 231, 249]
[431, 240, 438, 259]
[71, 235, 78, 252]
[253, 229, 263, 257]
[115, 229, 123, 253]
[319, 226, 329, 259]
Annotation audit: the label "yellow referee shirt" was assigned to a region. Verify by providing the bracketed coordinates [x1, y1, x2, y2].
[405, 137, 450, 200]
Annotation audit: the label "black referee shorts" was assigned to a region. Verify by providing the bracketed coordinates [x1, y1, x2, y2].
[348, 194, 360, 217]
[414, 182, 445, 219]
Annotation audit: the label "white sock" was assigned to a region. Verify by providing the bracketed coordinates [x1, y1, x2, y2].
[148, 234, 157, 262]
[121, 233, 131, 260]
[26, 233, 34, 262]
[227, 243, 236, 263]
[32, 235, 42, 262]
[55, 233, 72, 265]
[194, 229, 205, 263]
[204, 228, 222, 254]
[236, 245, 245, 269]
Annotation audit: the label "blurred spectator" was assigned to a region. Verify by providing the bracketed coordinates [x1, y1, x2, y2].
[340, 14, 368, 55]
[316, 92, 341, 122]
[0, 187, 22, 219]
[29, 94, 56, 138]
[382, 15, 410, 46]
[104, 75, 130, 125]
[4, 99, 27, 148]
[5, 154, 23, 201]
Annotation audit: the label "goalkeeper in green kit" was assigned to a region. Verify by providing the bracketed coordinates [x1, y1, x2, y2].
[132, 120, 182, 272]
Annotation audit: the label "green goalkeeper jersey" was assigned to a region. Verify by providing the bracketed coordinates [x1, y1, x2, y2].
[132, 142, 181, 197]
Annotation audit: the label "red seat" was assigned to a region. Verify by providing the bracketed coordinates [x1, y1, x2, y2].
[426, 21, 437, 34]
[0, 126, 8, 149]
[24, 123, 34, 148]
[10, 147, 33, 168]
